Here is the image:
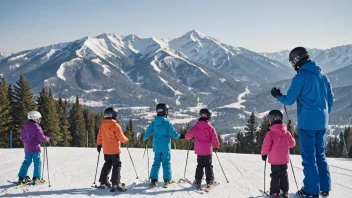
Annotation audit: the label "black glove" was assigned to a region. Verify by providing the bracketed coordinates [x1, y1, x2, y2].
[144, 139, 148, 143]
[262, 155, 267, 161]
[97, 145, 102, 153]
[214, 148, 219, 152]
[271, 87, 282, 98]
[179, 134, 185, 139]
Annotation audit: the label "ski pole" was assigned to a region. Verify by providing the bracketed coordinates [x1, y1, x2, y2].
[290, 159, 299, 191]
[45, 146, 51, 187]
[284, 105, 299, 191]
[126, 144, 139, 179]
[183, 140, 192, 180]
[93, 151, 100, 185]
[264, 159, 267, 193]
[215, 151, 229, 183]
[146, 142, 150, 182]
[41, 143, 46, 181]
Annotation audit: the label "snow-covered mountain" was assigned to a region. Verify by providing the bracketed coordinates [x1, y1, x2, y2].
[261, 45, 352, 73]
[0, 52, 12, 61]
[0, 30, 293, 110]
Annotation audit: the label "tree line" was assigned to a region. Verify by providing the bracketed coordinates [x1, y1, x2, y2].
[1, 75, 351, 158]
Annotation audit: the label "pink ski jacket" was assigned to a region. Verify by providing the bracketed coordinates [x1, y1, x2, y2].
[185, 120, 220, 156]
[261, 124, 296, 165]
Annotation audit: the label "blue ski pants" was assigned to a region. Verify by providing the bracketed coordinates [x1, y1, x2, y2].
[298, 129, 331, 195]
[150, 152, 172, 181]
[18, 152, 42, 179]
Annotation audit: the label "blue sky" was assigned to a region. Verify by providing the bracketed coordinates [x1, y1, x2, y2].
[0, 0, 351, 53]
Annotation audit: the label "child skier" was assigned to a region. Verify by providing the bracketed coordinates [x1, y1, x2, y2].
[17, 111, 51, 185]
[97, 107, 129, 192]
[185, 108, 220, 188]
[261, 110, 296, 198]
[143, 103, 184, 187]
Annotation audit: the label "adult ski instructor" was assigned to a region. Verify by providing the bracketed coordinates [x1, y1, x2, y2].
[270, 47, 334, 197]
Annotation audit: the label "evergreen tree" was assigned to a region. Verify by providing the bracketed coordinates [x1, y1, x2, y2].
[83, 109, 96, 147]
[325, 138, 334, 157]
[255, 116, 269, 154]
[332, 135, 339, 157]
[57, 98, 71, 146]
[37, 87, 61, 146]
[343, 127, 351, 158]
[0, 77, 12, 148]
[349, 145, 352, 158]
[243, 112, 258, 154]
[12, 74, 36, 147]
[125, 119, 137, 147]
[236, 131, 245, 153]
[338, 132, 348, 158]
[94, 112, 104, 139]
[69, 96, 86, 147]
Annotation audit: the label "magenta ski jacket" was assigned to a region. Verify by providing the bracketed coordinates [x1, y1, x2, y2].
[261, 124, 296, 165]
[185, 120, 220, 156]
[20, 121, 50, 153]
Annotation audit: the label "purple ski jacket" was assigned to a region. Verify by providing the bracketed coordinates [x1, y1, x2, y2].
[20, 121, 50, 153]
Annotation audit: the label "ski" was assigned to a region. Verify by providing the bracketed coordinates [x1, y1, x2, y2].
[204, 182, 220, 192]
[181, 178, 202, 190]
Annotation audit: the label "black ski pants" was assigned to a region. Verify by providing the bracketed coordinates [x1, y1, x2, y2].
[99, 154, 121, 185]
[270, 164, 289, 194]
[195, 155, 214, 184]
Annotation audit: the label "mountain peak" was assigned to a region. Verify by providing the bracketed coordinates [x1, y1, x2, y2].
[182, 30, 206, 40]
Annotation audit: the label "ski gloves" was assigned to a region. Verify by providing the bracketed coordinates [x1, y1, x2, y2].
[214, 148, 219, 152]
[262, 155, 267, 161]
[271, 87, 282, 98]
[97, 145, 102, 153]
[179, 134, 185, 139]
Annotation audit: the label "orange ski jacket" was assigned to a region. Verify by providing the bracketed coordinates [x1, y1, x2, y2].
[97, 119, 129, 154]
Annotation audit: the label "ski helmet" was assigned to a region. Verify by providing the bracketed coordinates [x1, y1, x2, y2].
[199, 108, 212, 120]
[28, 111, 42, 123]
[289, 47, 309, 72]
[268, 110, 283, 125]
[156, 103, 169, 117]
[104, 107, 118, 120]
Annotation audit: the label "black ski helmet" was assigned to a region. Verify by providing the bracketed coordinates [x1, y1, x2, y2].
[104, 107, 118, 120]
[156, 103, 169, 117]
[268, 110, 283, 125]
[289, 47, 309, 72]
[199, 108, 212, 120]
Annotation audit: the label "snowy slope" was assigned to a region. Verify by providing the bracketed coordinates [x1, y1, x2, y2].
[1, 148, 351, 198]
[0, 52, 12, 61]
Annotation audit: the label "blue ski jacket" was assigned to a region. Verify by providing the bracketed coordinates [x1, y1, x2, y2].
[277, 60, 334, 130]
[143, 116, 181, 152]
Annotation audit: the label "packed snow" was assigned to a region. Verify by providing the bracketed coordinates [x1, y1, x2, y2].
[0, 148, 351, 197]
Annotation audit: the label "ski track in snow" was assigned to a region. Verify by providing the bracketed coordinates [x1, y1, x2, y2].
[0, 148, 351, 197]
[220, 87, 250, 109]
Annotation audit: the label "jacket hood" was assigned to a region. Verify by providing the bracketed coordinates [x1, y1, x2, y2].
[23, 121, 39, 131]
[300, 60, 321, 74]
[195, 120, 211, 130]
[269, 124, 288, 137]
[101, 119, 118, 129]
[154, 116, 169, 125]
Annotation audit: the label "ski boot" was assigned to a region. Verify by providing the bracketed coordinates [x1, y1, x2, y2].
[206, 180, 214, 188]
[150, 179, 158, 188]
[163, 180, 174, 188]
[32, 177, 42, 185]
[321, 191, 329, 196]
[98, 182, 110, 189]
[17, 176, 31, 185]
[282, 191, 289, 198]
[110, 183, 125, 192]
[270, 193, 279, 198]
[296, 187, 319, 198]
[193, 179, 201, 188]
